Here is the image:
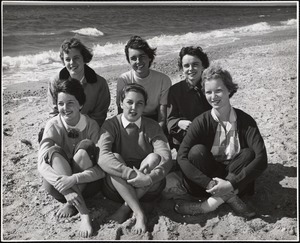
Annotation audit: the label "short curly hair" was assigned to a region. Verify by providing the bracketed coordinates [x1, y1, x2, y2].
[178, 46, 209, 70]
[201, 65, 238, 98]
[53, 78, 86, 106]
[59, 38, 93, 64]
[125, 35, 157, 67]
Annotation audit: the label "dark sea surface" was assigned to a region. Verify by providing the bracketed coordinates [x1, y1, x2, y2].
[2, 3, 297, 86]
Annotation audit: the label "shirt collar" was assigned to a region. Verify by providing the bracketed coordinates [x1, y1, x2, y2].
[121, 114, 142, 129]
[211, 106, 237, 123]
[61, 113, 87, 132]
[186, 79, 202, 91]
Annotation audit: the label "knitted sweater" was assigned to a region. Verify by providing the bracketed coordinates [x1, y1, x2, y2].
[97, 114, 173, 184]
[38, 114, 104, 186]
[47, 64, 111, 128]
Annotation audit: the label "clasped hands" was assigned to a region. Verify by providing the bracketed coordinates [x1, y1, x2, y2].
[205, 177, 234, 197]
[127, 166, 152, 188]
[54, 175, 77, 193]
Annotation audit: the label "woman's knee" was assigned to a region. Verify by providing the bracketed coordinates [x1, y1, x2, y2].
[73, 139, 100, 170]
[46, 146, 72, 175]
[187, 144, 211, 165]
[141, 153, 161, 171]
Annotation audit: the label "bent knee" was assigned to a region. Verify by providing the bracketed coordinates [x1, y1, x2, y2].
[74, 139, 99, 165]
[188, 144, 210, 161]
[45, 145, 69, 166]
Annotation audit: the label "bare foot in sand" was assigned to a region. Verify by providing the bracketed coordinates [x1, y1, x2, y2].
[108, 204, 131, 224]
[56, 203, 77, 218]
[79, 214, 93, 238]
[132, 212, 147, 234]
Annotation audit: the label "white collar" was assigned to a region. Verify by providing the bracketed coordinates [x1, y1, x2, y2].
[61, 113, 87, 132]
[121, 114, 141, 129]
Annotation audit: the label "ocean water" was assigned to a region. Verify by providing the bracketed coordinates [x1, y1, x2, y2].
[2, 4, 297, 87]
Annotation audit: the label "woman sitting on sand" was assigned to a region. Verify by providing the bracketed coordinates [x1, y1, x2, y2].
[175, 65, 268, 218]
[48, 37, 110, 128]
[116, 35, 172, 133]
[167, 46, 211, 151]
[38, 78, 105, 238]
[98, 83, 173, 234]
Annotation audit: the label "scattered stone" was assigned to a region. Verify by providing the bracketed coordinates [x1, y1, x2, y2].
[11, 155, 25, 164]
[289, 227, 295, 235]
[21, 139, 32, 148]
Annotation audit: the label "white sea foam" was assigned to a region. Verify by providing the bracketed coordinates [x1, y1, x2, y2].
[2, 20, 297, 86]
[71, 27, 104, 37]
[281, 19, 297, 26]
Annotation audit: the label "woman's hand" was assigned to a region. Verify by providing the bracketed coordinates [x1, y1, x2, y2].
[127, 167, 152, 188]
[178, 120, 192, 131]
[54, 175, 77, 193]
[206, 177, 234, 197]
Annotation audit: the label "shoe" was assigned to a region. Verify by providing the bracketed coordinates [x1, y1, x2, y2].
[226, 195, 256, 218]
[174, 196, 224, 215]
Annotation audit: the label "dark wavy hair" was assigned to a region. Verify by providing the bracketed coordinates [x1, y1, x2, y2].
[59, 38, 93, 64]
[120, 83, 148, 106]
[201, 65, 238, 98]
[178, 46, 209, 70]
[125, 35, 157, 67]
[53, 78, 86, 106]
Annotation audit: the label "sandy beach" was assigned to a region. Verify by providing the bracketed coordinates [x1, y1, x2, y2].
[2, 27, 298, 240]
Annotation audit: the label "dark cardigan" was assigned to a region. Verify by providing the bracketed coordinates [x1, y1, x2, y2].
[177, 108, 268, 191]
[59, 64, 97, 83]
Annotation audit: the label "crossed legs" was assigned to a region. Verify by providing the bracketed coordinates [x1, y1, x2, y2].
[104, 153, 163, 234]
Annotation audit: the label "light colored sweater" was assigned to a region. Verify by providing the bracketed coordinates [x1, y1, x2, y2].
[38, 114, 105, 186]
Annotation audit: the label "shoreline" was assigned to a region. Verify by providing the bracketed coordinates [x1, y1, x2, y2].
[2, 27, 298, 240]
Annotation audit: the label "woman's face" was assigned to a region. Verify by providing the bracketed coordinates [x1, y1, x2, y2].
[57, 92, 82, 126]
[120, 91, 145, 122]
[204, 78, 231, 111]
[128, 48, 150, 78]
[182, 54, 204, 85]
[63, 48, 85, 78]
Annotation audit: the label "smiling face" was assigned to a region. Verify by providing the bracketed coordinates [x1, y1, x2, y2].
[128, 48, 150, 78]
[182, 54, 204, 86]
[204, 78, 231, 112]
[120, 91, 145, 122]
[57, 92, 82, 126]
[63, 48, 85, 79]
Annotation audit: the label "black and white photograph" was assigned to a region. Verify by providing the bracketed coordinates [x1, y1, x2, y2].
[2, 1, 298, 241]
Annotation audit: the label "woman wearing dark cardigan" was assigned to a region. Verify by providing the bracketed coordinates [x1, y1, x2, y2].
[175, 65, 268, 218]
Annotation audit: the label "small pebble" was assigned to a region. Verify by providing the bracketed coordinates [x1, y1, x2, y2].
[289, 227, 295, 235]
[276, 204, 281, 209]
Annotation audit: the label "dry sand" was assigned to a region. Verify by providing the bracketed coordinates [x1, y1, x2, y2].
[2, 28, 298, 241]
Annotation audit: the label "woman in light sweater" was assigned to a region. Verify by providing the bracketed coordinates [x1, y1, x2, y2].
[116, 35, 171, 133]
[38, 78, 104, 238]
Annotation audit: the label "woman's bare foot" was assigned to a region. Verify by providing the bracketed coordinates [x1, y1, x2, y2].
[132, 212, 147, 234]
[79, 214, 93, 238]
[56, 203, 77, 218]
[108, 204, 131, 224]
